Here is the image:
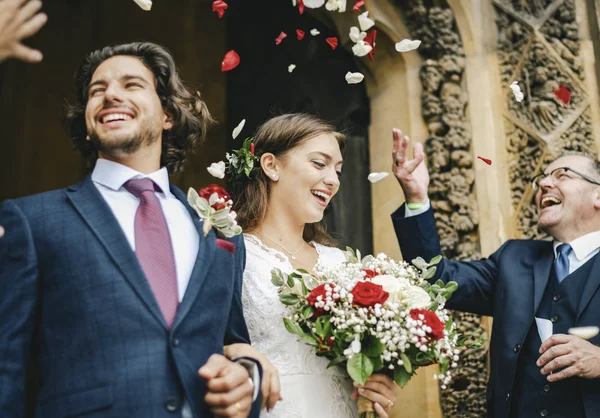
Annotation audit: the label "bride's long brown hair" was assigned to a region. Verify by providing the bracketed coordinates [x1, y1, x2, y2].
[232, 114, 346, 246]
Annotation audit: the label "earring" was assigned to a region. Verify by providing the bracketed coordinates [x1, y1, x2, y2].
[272, 174, 279, 181]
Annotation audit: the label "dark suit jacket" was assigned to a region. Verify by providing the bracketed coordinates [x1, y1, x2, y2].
[392, 205, 600, 418]
[0, 176, 258, 418]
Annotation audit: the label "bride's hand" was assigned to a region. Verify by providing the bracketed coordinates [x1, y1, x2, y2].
[352, 374, 399, 418]
[224, 343, 282, 412]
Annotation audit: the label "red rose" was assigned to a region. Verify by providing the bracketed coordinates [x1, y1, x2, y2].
[199, 184, 231, 210]
[410, 309, 445, 341]
[351, 281, 389, 307]
[363, 269, 378, 279]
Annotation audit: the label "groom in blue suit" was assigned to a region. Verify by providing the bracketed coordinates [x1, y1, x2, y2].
[0, 43, 260, 418]
[390, 129, 600, 418]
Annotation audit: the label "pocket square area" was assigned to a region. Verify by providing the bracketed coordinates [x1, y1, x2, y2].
[216, 238, 236, 254]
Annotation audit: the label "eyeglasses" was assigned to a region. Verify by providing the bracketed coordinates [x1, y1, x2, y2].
[529, 167, 600, 191]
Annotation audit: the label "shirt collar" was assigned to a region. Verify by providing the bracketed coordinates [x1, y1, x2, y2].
[91, 158, 171, 196]
[553, 230, 600, 261]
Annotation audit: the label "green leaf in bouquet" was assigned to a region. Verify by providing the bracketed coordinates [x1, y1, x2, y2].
[347, 353, 374, 385]
[296, 268, 310, 274]
[445, 317, 454, 331]
[315, 316, 332, 338]
[301, 334, 318, 346]
[424, 266, 437, 280]
[271, 269, 284, 287]
[444, 281, 458, 293]
[400, 352, 413, 374]
[279, 293, 300, 306]
[439, 357, 449, 374]
[362, 335, 385, 357]
[370, 355, 384, 372]
[429, 255, 443, 265]
[283, 318, 304, 336]
[301, 280, 309, 296]
[415, 351, 435, 366]
[394, 367, 412, 388]
[287, 276, 296, 288]
[302, 305, 316, 319]
[435, 279, 445, 287]
[327, 355, 347, 369]
[430, 284, 442, 293]
[411, 257, 427, 270]
[430, 301, 439, 311]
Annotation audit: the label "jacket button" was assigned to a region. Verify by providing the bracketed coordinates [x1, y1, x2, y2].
[540, 409, 548, 417]
[551, 315, 558, 323]
[553, 294, 561, 302]
[172, 337, 180, 347]
[505, 393, 511, 402]
[165, 397, 179, 412]
[543, 384, 550, 393]
[513, 344, 521, 353]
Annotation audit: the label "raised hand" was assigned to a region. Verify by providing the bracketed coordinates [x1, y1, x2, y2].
[0, 0, 47, 63]
[199, 354, 255, 417]
[391, 128, 430, 204]
[537, 334, 600, 382]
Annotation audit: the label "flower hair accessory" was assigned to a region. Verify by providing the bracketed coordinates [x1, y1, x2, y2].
[207, 137, 261, 186]
[187, 184, 242, 238]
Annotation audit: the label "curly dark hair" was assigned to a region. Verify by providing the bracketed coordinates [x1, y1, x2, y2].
[232, 113, 346, 246]
[63, 42, 214, 173]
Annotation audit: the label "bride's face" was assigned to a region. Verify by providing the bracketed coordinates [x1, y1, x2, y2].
[271, 133, 343, 224]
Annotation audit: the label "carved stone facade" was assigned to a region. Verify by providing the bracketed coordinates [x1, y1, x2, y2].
[394, 1, 489, 416]
[495, 0, 597, 239]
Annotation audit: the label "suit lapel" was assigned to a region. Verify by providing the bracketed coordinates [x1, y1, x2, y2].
[533, 243, 554, 316]
[170, 186, 216, 330]
[576, 253, 600, 321]
[67, 176, 168, 329]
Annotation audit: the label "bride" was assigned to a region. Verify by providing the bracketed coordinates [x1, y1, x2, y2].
[223, 114, 398, 417]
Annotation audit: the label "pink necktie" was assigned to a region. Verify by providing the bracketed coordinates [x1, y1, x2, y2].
[124, 178, 179, 327]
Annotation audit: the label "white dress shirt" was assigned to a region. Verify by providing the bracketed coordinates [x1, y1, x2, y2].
[553, 231, 600, 274]
[91, 159, 199, 302]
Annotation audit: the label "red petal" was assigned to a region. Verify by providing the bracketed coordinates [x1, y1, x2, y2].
[221, 50, 240, 72]
[326, 37, 338, 50]
[353, 0, 364, 11]
[212, 0, 228, 19]
[296, 29, 305, 40]
[364, 29, 377, 60]
[298, 0, 304, 15]
[554, 85, 572, 105]
[275, 31, 288, 45]
[477, 156, 492, 165]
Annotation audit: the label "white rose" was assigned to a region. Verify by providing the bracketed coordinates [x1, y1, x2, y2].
[371, 274, 402, 297]
[403, 285, 431, 309]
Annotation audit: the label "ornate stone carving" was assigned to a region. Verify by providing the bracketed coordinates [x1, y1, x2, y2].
[494, 0, 597, 240]
[394, 1, 489, 416]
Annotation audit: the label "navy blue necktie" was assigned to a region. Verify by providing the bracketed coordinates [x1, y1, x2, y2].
[553, 244, 572, 284]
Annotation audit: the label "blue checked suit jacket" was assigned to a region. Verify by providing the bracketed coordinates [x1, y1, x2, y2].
[0, 176, 260, 418]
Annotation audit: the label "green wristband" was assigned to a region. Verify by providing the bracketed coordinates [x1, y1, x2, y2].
[406, 202, 426, 210]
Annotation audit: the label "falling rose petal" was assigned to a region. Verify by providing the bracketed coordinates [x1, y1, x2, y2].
[207, 161, 226, 179]
[352, 40, 372, 57]
[221, 50, 240, 72]
[297, 29, 305, 40]
[298, 0, 305, 14]
[133, 0, 152, 10]
[477, 156, 492, 165]
[349, 26, 367, 43]
[568, 326, 600, 340]
[554, 85, 572, 105]
[326, 37, 338, 50]
[509, 81, 524, 103]
[395, 39, 421, 52]
[232, 119, 246, 139]
[325, 0, 347, 12]
[275, 32, 288, 45]
[310, 28, 321, 36]
[288, 64, 297, 73]
[368, 172, 389, 183]
[212, 0, 228, 18]
[364, 29, 376, 60]
[358, 11, 375, 32]
[345, 71, 364, 84]
[303, 0, 326, 7]
[353, 0, 364, 11]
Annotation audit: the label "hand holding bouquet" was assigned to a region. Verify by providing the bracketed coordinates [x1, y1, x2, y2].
[271, 249, 466, 417]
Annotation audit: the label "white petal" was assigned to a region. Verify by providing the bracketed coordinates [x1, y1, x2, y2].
[368, 172, 389, 183]
[510, 81, 524, 102]
[288, 64, 297, 73]
[232, 119, 246, 139]
[133, 0, 152, 11]
[358, 11, 375, 32]
[352, 41, 372, 57]
[310, 28, 321, 36]
[395, 39, 421, 52]
[349, 26, 367, 43]
[304, 0, 326, 8]
[292, 0, 297, 5]
[345, 72, 364, 84]
[207, 161, 226, 179]
[568, 326, 600, 340]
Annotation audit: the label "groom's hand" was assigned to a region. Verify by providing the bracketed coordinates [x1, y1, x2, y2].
[391, 128, 430, 204]
[199, 354, 254, 417]
[537, 334, 600, 381]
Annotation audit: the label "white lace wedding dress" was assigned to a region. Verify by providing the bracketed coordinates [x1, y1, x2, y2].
[242, 234, 358, 418]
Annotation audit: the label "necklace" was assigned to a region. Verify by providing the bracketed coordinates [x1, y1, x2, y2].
[256, 231, 306, 260]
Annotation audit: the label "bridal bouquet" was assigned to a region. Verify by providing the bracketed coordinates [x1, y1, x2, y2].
[271, 249, 463, 418]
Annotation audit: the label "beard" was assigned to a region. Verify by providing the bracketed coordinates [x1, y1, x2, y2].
[88, 118, 162, 157]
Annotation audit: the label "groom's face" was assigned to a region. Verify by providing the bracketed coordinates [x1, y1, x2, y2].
[84, 55, 173, 157]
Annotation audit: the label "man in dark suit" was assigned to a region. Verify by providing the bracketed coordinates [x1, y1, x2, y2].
[390, 128, 600, 418]
[0, 42, 261, 418]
